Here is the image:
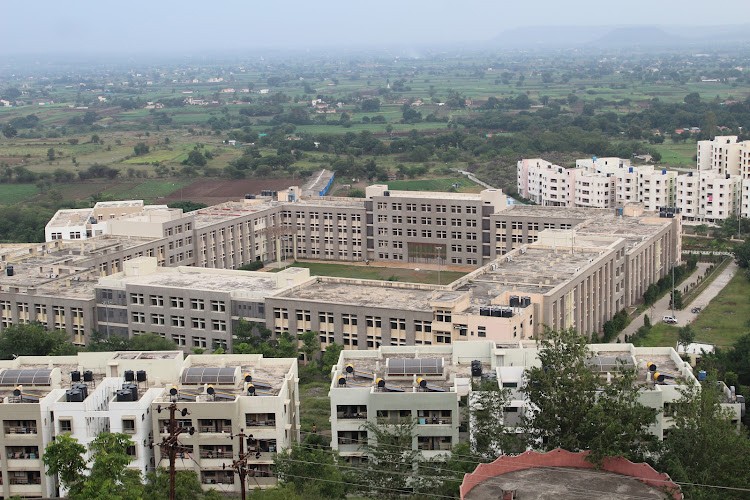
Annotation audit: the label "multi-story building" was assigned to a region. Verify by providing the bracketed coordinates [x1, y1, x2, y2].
[329, 345, 468, 462]
[150, 354, 299, 492]
[677, 169, 742, 223]
[0, 183, 679, 350]
[328, 341, 743, 465]
[95, 257, 310, 351]
[0, 350, 298, 497]
[518, 158, 676, 211]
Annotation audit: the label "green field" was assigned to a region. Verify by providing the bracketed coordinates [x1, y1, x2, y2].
[386, 177, 481, 192]
[100, 180, 191, 202]
[299, 381, 331, 434]
[635, 271, 750, 349]
[0, 184, 40, 205]
[649, 141, 697, 167]
[273, 261, 467, 285]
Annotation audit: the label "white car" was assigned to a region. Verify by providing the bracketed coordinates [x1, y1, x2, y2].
[663, 316, 678, 324]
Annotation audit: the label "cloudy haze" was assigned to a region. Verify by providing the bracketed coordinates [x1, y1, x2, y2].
[2, 0, 750, 55]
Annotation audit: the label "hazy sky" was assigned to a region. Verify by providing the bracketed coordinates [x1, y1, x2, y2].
[2, 0, 750, 55]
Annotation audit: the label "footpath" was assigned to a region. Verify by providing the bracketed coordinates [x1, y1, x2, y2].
[617, 261, 737, 342]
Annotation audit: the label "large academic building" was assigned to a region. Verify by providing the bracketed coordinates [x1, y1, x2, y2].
[0, 181, 680, 353]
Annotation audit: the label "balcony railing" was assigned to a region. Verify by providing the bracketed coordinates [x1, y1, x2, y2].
[199, 450, 233, 459]
[9, 478, 41, 485]
[4, 427, 37, 435]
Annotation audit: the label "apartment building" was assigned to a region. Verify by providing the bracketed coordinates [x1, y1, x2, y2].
[0, 350, 298, 497]
[517, 158, 677, 210]
[150, 354, 299, 492]
[45, 200, 149, 242]
[677, 169, 742, 223]
[329, 341, 742, 466]
[329, 345, 467, 462]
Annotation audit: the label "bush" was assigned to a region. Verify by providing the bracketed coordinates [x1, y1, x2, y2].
[239, 261, 264, 271]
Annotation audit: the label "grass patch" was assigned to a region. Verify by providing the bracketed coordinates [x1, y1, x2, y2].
[101, 180, 192, 202]
[633, 323, 679, 348]
[275, 261, 466, 285]
[0, 184, 40, 205]
[299, 381, 331, 433]
[386, 177, 480, 192]
[649, 141, 697, 167]
[690, 271, 750, 348]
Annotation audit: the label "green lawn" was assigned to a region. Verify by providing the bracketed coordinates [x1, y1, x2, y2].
[635, 271, 750, 349]
[649, 141, 697, 167]
[299, 381, 331, 433]
[100, 180, 192, 202]
[274, 261, 466, 285]
[0, 184, 40, 205]
[386, 177, 480, 193]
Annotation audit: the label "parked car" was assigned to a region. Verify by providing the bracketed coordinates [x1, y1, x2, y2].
[663, 315, 678, 324]
[691, 307, 702, 314]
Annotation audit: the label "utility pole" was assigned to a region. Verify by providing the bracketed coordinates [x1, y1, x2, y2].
[225, 430, 255, 500]
[155, 396, 194, 500]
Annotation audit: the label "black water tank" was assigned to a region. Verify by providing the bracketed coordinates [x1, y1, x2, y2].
[74, 383, 89, 400]
[6, 265, 13, 277]
[71, 371, 81, 382]
[471, 360, 482, 377]
[116, 390, 133, 402]
[66, 389, 83, 403]
[124, 370, 135, 382]
[123, 383, 138, 401]
[509, 296, 520, 307]
[136, 370, 147, 382]
[83, 370, 93, 382]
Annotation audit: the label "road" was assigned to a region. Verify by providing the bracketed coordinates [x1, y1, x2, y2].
[618, 262, 737, 342]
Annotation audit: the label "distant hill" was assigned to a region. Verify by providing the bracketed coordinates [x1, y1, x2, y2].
[490, 24, 750, 49]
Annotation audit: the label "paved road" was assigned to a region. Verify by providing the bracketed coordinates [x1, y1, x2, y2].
[618, 261, 738, 342]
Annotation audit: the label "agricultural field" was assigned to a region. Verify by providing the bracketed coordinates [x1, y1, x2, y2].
[0, 183, 39, 205]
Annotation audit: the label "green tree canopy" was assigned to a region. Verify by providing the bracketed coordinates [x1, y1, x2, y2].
[522, 327, 658, 463]
[145, 468, 223, 500]
[0, 323, 75, 359]
[274, 443, 346, 499]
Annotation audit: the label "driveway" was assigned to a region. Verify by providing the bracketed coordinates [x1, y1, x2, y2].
[618, 262, 736, 342]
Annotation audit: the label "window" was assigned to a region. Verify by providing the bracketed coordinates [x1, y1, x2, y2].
[59, 420, 72, 433]
[211, 319, 227, 332]
[190, 298, 205, 310]
[131, 312, 145, 323]
[193, 337, 207, 348]
[171, 316, 185, 327]
[130, 293, 144, 305]
[192, 318, 206, 329]
[122, 419, 136, 434]
[151, 314, 165, 325]
[436, 204, 447, 213]
[406, 203, 417, 211]
[172, 334, 186, 346]
[170, 296, 184, 308]
[210, 300, 226, 312]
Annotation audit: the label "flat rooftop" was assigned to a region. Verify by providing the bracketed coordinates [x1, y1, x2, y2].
[47, 208, 93, 228]
[381, 190, 482, 201]
[99, 266, 307, 300]
[464, 467, 667, 500]
[277, 279, 437, 310]
[293, 197, 365, 209]
[192, 200, 279, 228]
[334, 353, 477, 392]
[497, 205, 599, 221]
[463, 247, 604, 296]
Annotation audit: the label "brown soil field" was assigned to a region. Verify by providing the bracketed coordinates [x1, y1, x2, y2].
[162, 178, 299, 205]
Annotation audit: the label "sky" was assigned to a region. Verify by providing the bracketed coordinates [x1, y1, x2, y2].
[2, 0, 750, 55]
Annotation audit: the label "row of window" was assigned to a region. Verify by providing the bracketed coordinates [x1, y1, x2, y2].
[130, 295, 226, 311]
[375, 202, 477, 214]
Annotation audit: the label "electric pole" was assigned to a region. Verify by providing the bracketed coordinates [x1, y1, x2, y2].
[225, 429, 256, 500]
[154, 395, 194, 500]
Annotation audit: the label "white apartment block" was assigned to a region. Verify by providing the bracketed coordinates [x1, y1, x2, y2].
[329, 342, 743, 465]
[677, 170, 742, 223]
[0, 351, 298, 497]
[45, 200, 152, 242]
[329, 345, 467, 462]
[518, 158, 676, 210]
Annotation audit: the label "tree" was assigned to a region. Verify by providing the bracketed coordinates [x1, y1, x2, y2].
[133, 142, 150, 156]
[47, 147, 55, 161]
[44, 432, 143, 500]
[299, 330, 320, 363]
[360, 98, 381, 112]
[659, 382, 750, 500]
[91, 134, 101, 144]
[522, 327, 658, 463]
[320, 342, 343, 376]
[167, 201, 207, 213]
[733, 239, 750, 268]
[0, 323, 75, 359]
[470, 380, 524, 459]
[1, 123, 17, 138]
[129, 333, 177, 351]
[43, 433, 87, 495]
[415, 442, 479, 498]
[358, 420, 421, 498]
[184, 149, 207, 166]
[677, 325, 695, 352]
[145, 468, 222, 500]
[274, 444, 347, 499]
[684, 92, 702, 106]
